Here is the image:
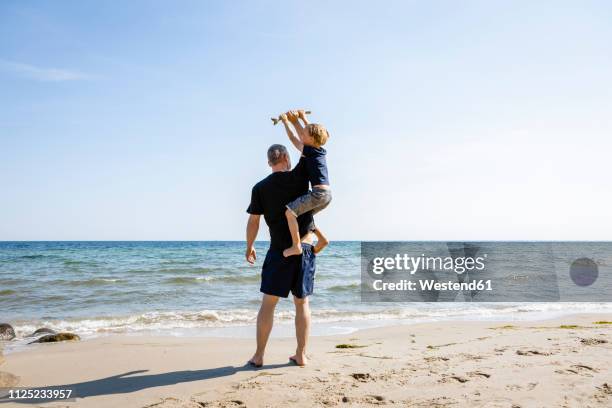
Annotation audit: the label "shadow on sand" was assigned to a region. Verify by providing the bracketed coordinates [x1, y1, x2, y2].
[0, 362, 292, 404]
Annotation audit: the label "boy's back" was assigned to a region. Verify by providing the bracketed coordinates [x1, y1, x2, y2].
[302, 145, 329, 187]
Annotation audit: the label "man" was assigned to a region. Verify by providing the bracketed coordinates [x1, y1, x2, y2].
[245, 144, 317, 367]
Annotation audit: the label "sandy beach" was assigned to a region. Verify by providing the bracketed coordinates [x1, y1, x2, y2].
[0, 314, 610, 407]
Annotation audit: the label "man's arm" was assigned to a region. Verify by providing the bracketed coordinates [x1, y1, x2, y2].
[280, 113, 303, 152]
[246, 214, 260, 264]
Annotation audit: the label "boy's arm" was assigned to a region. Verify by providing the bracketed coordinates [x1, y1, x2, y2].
[281, 113, 304, 152]
[297, 109, 310, 126]
[288, 110, 309, 143]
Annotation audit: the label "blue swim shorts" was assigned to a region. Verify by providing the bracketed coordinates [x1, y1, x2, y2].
[260, 244, 316, 298]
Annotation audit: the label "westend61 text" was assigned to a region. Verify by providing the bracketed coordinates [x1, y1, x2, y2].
[372, 279, 493, 292]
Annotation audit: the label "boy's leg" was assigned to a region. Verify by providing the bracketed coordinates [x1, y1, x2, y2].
[313, 228, 329, 254]
[284, 189, 331, 258]
[284, 208, 303, 257]
[310, 191, 331, 254]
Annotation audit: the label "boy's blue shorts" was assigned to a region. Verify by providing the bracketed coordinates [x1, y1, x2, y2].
[260, 244, 316, 299]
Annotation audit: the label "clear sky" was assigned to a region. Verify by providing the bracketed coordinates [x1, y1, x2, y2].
[1, 1, 611, 241]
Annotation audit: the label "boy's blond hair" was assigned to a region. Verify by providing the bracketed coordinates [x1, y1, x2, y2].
[306, 123, 329, 147]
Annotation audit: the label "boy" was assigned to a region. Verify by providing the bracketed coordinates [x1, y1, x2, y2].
[279, 110, 331, 257]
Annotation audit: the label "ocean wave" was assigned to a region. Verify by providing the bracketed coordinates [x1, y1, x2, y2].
[326, 282, 361, 292]
[210, 274, 260, 283]
[19, 254, 45, 259]
[164, 276, 212, 284]
[9, 309, 372, 336]
[157, 267, 215, 274]
[8, 303, 612, 338]
[164, 274, 260, 285]
[159, 259, 202, 265]
[9, 310, 262, 336]
[126, 267, 221, 275]
[47, 278, 125, 286]
[0, 289, 17, 296]
[62, 259, 99, 266]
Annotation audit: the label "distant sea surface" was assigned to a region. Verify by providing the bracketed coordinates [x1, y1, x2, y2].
[1, 241, 610, 339]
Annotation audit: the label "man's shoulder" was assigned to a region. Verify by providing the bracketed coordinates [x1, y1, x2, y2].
[254, 169, 306, 196]
[253, 173, 287, 194]
[253, 173, 275, 188]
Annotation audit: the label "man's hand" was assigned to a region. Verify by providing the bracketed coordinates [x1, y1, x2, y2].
[280, 112, 289, 124]
[246, 214, 260, 264]
[246, 246, 257, 264]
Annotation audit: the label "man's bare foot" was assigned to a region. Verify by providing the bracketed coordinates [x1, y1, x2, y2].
[248, 355, 263, 368]
[283, 245, 303, 257]
[313, 236, 329, 254]
[289, 353, 307, 367]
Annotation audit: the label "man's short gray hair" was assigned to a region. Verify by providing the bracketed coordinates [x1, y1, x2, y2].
[267, 144, 289, 165]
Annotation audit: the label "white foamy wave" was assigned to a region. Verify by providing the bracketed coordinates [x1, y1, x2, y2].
[8, 302, 612, 339]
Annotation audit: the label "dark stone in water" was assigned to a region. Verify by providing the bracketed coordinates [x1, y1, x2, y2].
[27, 328, 57, 337]
[0, 324, 15, 340]
[29, 333, 80, 344]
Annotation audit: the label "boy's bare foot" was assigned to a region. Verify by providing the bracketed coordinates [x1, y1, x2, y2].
[313, 236, 329, 254]
[289, 353, 307, 367]
[283, 245, 303, 257]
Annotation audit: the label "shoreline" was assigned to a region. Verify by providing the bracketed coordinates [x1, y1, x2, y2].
[4, 306, 612, 356]
[1, 313, 611, 407]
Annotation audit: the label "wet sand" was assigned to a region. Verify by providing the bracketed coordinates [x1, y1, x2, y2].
[1, 314, 611, 407]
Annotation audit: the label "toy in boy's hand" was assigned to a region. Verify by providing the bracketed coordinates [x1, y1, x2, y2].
[271, 110, 312, 125]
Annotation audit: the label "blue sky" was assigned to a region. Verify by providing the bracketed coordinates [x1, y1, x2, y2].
[1, 1, 611, 240]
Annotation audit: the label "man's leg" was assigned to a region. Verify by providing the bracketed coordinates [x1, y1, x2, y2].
[249, 294, 279, 366]
[290, 295, 311, 366]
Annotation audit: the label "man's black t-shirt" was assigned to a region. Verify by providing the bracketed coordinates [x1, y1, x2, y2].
[247, 158, 314, 250]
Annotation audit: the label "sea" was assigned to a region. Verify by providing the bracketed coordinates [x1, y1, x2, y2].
[1, 241, 611, 345]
